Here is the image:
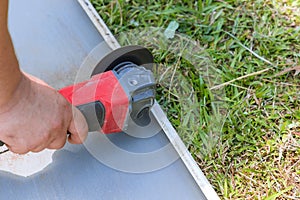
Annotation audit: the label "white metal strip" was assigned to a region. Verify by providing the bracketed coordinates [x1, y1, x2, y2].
[77, 0, 120, 50]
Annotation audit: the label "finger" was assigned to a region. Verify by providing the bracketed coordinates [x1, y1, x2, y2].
[31, 145, 46, 153]
[6, 144, 29, 155]
[44, 110, 68, 150]
[5, 138, 30, 154]
[67, 107, 88, 144]
[47, 132, 67, 150]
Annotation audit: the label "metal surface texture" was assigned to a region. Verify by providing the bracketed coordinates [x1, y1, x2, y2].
[0, 131, 206, 200]
[0, 0, 220, 199]
[8, 0, 112, 89]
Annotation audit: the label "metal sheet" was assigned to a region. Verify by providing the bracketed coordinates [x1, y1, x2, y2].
[0, 0, 219, 199]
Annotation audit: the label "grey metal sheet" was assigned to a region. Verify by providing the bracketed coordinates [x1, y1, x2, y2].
[0, 0, 215, 199]
[8, 0, 112, 88]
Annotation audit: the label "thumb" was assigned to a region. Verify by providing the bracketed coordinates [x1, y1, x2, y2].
[67, 107, 88, 144]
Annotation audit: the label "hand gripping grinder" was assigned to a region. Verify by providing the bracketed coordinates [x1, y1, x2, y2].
[0, 45, 156, 147]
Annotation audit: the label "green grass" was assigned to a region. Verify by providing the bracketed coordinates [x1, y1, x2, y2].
[91, 0, 300, 199]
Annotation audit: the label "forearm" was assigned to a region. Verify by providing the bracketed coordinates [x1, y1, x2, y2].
[0, 0, 22, 108]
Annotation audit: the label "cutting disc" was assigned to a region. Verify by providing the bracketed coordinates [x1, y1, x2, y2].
[92, 45, 154, 76]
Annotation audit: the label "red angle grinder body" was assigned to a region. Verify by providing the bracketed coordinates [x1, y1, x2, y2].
[59, 71, 129, 133]
[59, 45, 155, 134]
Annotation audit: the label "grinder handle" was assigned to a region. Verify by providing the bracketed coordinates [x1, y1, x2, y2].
[0, 101, 105, 148]
[75, 101, 105, 132]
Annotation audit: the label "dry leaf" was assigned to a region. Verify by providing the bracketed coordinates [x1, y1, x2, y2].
[275, 66, 300, 77]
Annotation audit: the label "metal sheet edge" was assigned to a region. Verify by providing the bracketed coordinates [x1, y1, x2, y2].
[77, 0, 120, 50]
[151, 103, 220, 200]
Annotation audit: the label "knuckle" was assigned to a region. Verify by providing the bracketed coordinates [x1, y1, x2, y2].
[10, 146, 29, 155]
[31, 146, 45, 153]
[7, 138, 29, 154]
[48, 138, 66, 149]
[55, 140, 66, 149]
[26, 142, 38, 151]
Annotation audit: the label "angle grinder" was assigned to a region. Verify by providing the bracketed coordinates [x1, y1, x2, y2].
[0, 45, 156, 147]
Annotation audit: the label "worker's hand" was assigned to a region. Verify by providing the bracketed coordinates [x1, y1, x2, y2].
[0, 73, 88, 154]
